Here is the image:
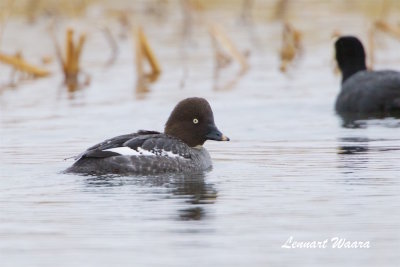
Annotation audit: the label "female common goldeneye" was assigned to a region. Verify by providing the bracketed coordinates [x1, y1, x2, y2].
[65, 97, 229, 175]
[334, 36, 400, 118]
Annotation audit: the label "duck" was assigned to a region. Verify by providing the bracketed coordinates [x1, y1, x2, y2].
[65, 97, 229, 175]
[334, 36, 400, 118]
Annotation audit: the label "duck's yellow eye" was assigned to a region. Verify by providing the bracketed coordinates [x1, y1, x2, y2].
[193, 118, 199, 124]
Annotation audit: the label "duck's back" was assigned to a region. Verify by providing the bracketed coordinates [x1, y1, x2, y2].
[65, 130, 212, 175]
[335, 70, 400, 115]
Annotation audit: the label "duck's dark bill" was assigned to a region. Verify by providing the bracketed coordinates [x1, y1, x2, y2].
[206, 125, 230, 141]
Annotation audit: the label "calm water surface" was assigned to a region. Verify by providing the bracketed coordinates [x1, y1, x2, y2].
[1, 7, 400, 267]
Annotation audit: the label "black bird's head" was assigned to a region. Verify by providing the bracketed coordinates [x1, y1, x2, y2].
[335, 36, 367, 83]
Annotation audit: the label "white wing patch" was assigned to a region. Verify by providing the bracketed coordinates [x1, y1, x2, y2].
[103, 147, 184, 158]
[104, 147, 141, 155]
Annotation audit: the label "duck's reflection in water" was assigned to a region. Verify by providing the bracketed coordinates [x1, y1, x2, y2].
[173, 173, 217, 221]
[83, 172, 217, 221]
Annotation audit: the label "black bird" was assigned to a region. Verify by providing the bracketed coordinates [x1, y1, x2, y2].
[65, 97, 229, 175]
[334, 36, 400, 119]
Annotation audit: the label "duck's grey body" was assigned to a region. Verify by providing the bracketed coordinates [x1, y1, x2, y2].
[65, 131, 212, 175]
[335, 70, 400, 116]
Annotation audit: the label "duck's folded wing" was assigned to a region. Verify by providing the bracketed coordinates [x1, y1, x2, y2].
[76, 130, 161, 159]
[77, 131, 191, 160]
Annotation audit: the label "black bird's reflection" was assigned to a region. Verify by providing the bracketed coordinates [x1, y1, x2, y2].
[339, 114, 367, 129]
[83, 172, 217, 221]
[337, 137, 370, 173]
[338, 112, 400, 129]
[337, 136, 400, 181]
[338, 137, 369, 155]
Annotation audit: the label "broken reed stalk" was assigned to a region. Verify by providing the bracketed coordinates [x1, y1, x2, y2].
[378, 0, 391, 20]
[240, 0, 254, 25]
[274, 0, 289, 20]
[181, 0, 194, 42]
[138, 27, 161, 82]
[134, 26, 161, 94]
[0, 0, 15, 49]
[53, 28, 86, 92]
[208, 23, 249, 73]
[367, 18, 400, 70]
[0, 52, 50, 77]
[208, 22, 249, 91]
[102, 26, 118, 66]
[65, 29, 86, 81]
[134, 27, 145, 93]
[279, 22, 302, 72]
[374, 20, 400, 40]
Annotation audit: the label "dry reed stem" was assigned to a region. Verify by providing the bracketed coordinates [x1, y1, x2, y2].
[102, 26, 118, 66]
[240, 0, 254, 25]
[0, 0, 15, 49]
[208, 23, 249, 73]
[274, 0, 289, 20]
[139, 28, 161, 82]
[52, 28, 87, 92]
[378, 0, 391, 20]
[374, 20, 400, 40]
[279, 22, 302, 72]
[187, 0, 204, 12]
[107, 9, 133, 39]
[0, 52, 50, 77]
[134, 25, 161, 94]
[65, 29, 74, 73]
[26, 0, 40, 23]
[209, 23, 248, 91]
[181, 0, 194, 41]
[73, 34, 86, 71]
[368, 18, 400, 70]
[213, 68, 246, 91]
[134, 26, 146, 93]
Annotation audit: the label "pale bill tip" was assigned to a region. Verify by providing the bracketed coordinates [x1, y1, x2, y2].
[221, 135, 230, 141]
